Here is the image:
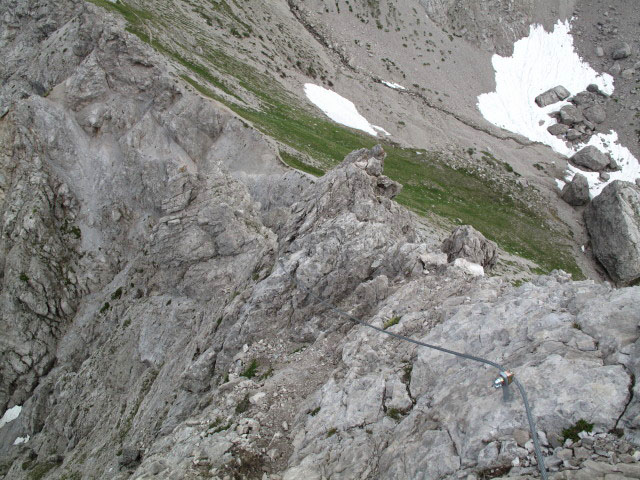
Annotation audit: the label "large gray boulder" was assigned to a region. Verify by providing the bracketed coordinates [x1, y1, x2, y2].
[535, 85, 570, 107]
[561, 173, 590, 206]
[584, 181, 640, 284]
[442, 225, 498, 269]
[571, 146, 610, 171]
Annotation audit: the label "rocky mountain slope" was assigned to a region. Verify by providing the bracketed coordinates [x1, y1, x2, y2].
[0, 0, 639, 479]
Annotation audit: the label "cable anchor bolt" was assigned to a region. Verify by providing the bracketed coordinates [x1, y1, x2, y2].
[493, 370, 514, 403]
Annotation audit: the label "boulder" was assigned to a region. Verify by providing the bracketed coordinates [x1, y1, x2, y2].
[566, 129, 581, 141]
[561, 174, 590, 206]
[622, 69, 635, 80]
[610, 62, 622, 76]
[442, 225, 498, 270]
[119, 446, 142, 467]
[571, 146, 610, 171]
[609, 157, 621, 170]
[584, 181, 640, 283]
[583, 104, 606, 124]
[571, 91, 596, 106]
[559, 105, 582, 125]
[535, 85, 570, 107]
[547, 123, 569, 136]
[612, 42, 632, 60]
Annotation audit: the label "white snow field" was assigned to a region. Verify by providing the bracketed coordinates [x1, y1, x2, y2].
[478, 20, 639, 196]
[304, 83, 389, 137]
[0, 405, 22, 429]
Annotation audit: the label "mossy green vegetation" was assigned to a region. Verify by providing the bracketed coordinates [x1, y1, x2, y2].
[383, 316, 401, 329]
[235, 394, 250, 414]
[562, 419, 593, 442]
[279, 151, 324, 177]
[240, 359, 258, 379]
[87, 0, 152, 25]
[25, 462, 58, 480]
[386, 407, 402, 420]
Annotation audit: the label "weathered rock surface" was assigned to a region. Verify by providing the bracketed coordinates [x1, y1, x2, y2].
[561, 174, 590, 206]
[442, 225, 498, 269]
[584, 181, 640, 284]
[571, 146, 611, 171]
[283, 271, 639, 480]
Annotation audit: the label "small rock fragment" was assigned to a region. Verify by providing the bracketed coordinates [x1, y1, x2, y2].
[548, 123, 569, 136]
[535, 85, 570, 107]
[612, 42, 632, 60]
[119, 446, 142, 467]
[566, 129, 581, 141]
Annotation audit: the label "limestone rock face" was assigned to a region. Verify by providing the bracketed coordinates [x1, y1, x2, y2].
[442, 225, 498, 269]
[584, 181, 640, 284]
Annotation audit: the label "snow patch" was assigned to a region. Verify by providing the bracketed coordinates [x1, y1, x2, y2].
[382, 81, 406, 90]
[0, 405, 22, 429]
[372, 125, 391, 136]
[477, 20, 639, 196]
[304, 84, 388, 137]
[13, 435, 30, 445]
[453, 258, 484, 277]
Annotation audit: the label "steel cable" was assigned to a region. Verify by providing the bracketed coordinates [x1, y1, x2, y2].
[280, 260, 548, 480]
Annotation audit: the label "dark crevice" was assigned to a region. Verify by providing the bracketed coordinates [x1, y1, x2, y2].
[614, 369, 635, 431]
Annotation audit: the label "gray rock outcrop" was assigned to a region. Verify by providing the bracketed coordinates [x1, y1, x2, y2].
[535, 85, 570, 107]
[571, 145, 610, 171]
[584, 181, 640, 284]
[561, 173, 590, 206]
[442, 225, 498, 269]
